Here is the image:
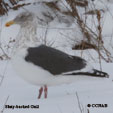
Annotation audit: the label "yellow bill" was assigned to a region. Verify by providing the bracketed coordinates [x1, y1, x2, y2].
[5, 20, 15, 27]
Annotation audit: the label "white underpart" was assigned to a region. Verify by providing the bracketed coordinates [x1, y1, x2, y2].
[12, 48, 94, 86]
[11, 49, 94, 86]
[11, 48, 53, 86]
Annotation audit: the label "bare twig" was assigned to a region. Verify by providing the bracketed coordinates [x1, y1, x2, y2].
[76, 92, 84, 113]
[43, 25, 49, 45]
[0, 46, 9, 59]
[87, 109, 90, 113]
[57, 105, 63, 113]
[0, 59, 10, 87]
[63, 0, 92, 42]
[0, 76, 4, 86]
[0, 95, 9, 113]
[97, 10, 102, 70]
[0, 17, 9, 60]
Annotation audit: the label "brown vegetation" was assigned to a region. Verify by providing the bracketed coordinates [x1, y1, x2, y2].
[0, 0, 113, 62]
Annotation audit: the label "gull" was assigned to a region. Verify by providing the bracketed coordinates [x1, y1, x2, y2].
[5, 12, 109, 99]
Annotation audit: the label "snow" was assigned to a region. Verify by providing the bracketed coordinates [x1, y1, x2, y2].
[0, 0, 113, 113]
[0, 61, 113, 113]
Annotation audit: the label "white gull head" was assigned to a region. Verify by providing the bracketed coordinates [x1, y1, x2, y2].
[6, 12, 41, 52]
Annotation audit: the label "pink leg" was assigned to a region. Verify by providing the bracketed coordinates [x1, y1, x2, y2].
[44, 85, 48, 98]
[38, 87, 43, 99]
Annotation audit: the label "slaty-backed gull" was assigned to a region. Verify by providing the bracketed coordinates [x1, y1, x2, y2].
[5, 12, 109, 99]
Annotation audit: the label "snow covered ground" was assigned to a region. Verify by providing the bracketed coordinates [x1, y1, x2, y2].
[0, 61, 113, 113]
[0, 0, 113, 113]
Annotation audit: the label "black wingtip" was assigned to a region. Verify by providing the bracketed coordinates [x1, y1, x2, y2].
[93, 69, 109, 78]
[63, 69, 109, 78]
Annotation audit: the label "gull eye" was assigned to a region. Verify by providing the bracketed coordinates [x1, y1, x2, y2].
[20, 15, 25, 19]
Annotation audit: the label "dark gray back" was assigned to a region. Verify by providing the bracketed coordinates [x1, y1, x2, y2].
[25, 45, 86, 75]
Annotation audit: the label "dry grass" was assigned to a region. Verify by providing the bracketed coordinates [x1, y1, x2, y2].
[63, 0, 113, 63]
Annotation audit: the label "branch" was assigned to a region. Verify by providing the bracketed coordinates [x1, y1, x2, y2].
[0, 96, 9, 113]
